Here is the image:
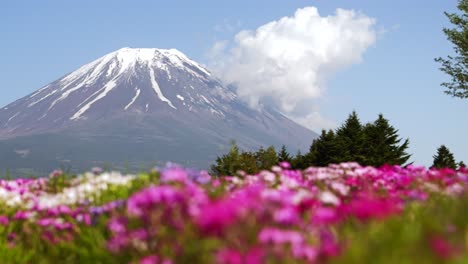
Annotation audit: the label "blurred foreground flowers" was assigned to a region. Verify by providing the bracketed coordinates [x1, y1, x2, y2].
[0, 163, 466, 263]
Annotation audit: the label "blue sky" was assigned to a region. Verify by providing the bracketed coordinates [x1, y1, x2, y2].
[1, 0, 467, 166]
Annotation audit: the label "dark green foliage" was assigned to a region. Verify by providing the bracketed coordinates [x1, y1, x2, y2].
[307, 129, 339, 166]
[238, 151, 259, 174]
[459, 161, 466, 169]
[432, 145, 457, 169]
[333, 111, 366, 164]
[212, 111, 412, 172]
[211, 143, 279, 176]
[435, 0, 468, 98]
[277, 145, 292, 163]
[362, 114, 411, 166]
[301, 111, 411, 168]
[255, 146, 279, 170]
[210, 142, 242, 176]
[291, 150, 307, 169]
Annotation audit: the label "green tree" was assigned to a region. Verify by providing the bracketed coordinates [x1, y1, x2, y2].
[291, 150, 306, 169]
[334, 111, 365, 164]
[362, 114, 411, 166]
[278, 145, 292, 163]
[432, 145, 457, 169]
[210, 142, 241, 176]
[435, 0, 468, 98]
[307, 129, 338, 167]
[238, 151, 259, 174]
[459, 161, 466, 169]
[255, 146, 278, 170]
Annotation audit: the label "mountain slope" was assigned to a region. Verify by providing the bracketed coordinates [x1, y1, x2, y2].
[0, 48, 317, 176]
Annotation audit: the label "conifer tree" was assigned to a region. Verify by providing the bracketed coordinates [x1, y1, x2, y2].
[334, 111, 365, 164]
[362, 114, 411, 166]
[211, 141, 241, 176]
[238, 151, 259, 174]
[432, 145, 457, 169]
[307, 129, 338, 166]
[278, 145, 292, 163]
[256, 146, 278, 170]
[291, 150, 306, 169]
[458, 161, 466, 169]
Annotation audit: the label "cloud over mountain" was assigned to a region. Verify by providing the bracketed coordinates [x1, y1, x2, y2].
[210, 7, 377, 129]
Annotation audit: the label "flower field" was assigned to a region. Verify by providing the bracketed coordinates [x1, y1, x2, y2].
[0, 163, 466, 263]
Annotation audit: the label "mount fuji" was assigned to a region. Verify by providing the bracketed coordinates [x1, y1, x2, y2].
[0, 48, 316, 176]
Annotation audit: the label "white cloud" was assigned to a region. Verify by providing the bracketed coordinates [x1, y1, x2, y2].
[290, 112, 336, 132]
[209, 7, 377, 130]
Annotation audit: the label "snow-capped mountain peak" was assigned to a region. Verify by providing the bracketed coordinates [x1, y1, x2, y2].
[1, 47, 226, 127]
[0, 47, 316, 175]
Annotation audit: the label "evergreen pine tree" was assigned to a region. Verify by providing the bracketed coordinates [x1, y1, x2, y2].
[238, 151, 259, 174]
[334, 111, 365, 164]
[432, 145, 457, 169]
[291, 150, 306, 169]
[210, 141, 241, 176]
[307, 129, 338, 166]
[458, 161, 466, 169]
[255, 146, 278, 170]
[278, 145, 292, 163]
[362, 114, 411, 166]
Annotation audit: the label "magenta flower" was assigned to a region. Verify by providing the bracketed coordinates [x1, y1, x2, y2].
[0, 215, 9, 226]
[217, 248, 243, 264]
[127, 185, 183, 217]
[258, 227, 304, 245]
[342, 196, 402, 221]
[13, 211, 32, 220]
[108, 217, 128, 234]
[161, 167, 188, 182]
[312, 207, 339, 225]
[140, 255, 158, 264]
[273, 206, 300, 225]
[430, 235, 459, 260]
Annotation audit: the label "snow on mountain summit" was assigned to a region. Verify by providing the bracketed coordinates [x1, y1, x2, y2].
[0, 47, 230, 132]
[0, 47, 316, 174]
[0, 47, 315, 161]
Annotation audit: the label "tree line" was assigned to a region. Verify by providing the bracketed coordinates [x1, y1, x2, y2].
[211, 111, 465, 176]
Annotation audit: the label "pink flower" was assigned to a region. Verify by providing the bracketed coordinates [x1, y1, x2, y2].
[313, 207, 339, 225]
[161, 167, 188, 182]
[258, 228, 304, 245]
[319, 230, 341, 257]
[140, 255, 158, 264]
[430, 236, 459, 259]
[217, 248, 242, 264]
[279, 161, 291, 169]
[196, 200, 237, 235]
[342, 196, 402, 221]
[108, 217, 127, 234]
[127, 186, 183, 217]
[129, 229, 149, 241]
[0, 215, 9, 226]
[273, 207, 300, 225]
[13, 211, 32, 220]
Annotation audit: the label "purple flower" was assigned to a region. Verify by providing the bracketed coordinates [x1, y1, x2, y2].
[129, 229, 149, 241]
[108, 217, 127, 234]
[13, 211, 32, 220]
[0, 215, 9, 226]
